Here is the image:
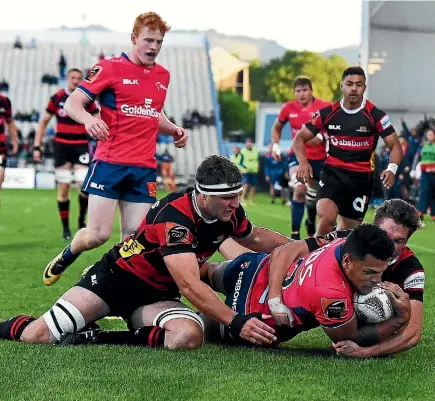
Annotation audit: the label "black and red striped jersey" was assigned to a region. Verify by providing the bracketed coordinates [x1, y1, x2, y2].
[305, 99, 395, 173]
[0, 94, 12, 153]
[305, 230, 425, 302]
[46, 89, 99, 145]
[109, 188, 252, 292]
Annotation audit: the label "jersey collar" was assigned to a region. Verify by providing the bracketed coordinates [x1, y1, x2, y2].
[340, 98, 366, 114]
[191, 191, 218, 224]
[121, 52, 155, 71]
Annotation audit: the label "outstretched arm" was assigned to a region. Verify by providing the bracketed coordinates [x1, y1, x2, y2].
[232, 225, 290, 254]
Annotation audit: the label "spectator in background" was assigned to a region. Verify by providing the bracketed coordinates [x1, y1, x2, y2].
[207, 110, 216, 126]
[41, 73, 59, 85]
[30, 38, 37, 49]
[182, 109, 192, 129]
[168, 115, 177, 126]
[58, 51, 67, 79]
[30, 109, 40, 122]
[157, 147, 177, 192]
[0, 79, 9, 92]
[380, 136, 412, 202]
[13, 36, 22, 49]
[240, 137, 259, 205]
[191, 109, 202, 127]
[230, 145, 246, 174]
[401, 118, 423, 168]
[98, 51, 105, 61]
[264, 142, 285, 204]
[413, 128, 435, 221]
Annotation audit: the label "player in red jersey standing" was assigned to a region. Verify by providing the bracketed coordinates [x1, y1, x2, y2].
[0, 94, 19, 189]
[271, 77, 330, 239]
[293, 67, 403, 236]
[43, 12, 188, 285]
[34, 68, 100, 239]
[202, 224, 411, 349]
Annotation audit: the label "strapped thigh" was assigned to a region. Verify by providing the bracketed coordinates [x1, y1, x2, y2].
[153, 308, 204, 331]
[55, 169, 73, 184]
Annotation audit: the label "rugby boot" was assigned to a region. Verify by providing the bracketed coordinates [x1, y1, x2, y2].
[43, 245, 80, 286]
[62, 228, 72, 240]
[58, 329, 102, 346]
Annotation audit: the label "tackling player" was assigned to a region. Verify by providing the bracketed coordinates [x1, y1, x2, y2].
[34, 68, 100, 239]
[44, 12, 189, 285]
[0, 94, 19, 189]
[293, 67, 403, 235]
[0, 156, 290, 349]
[271, 77, 330, 238]
[203, 224, 410, 349]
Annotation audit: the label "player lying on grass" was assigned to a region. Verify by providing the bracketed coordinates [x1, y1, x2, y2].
[201, 224, 411, 354]
[216, 199, 423, 358]
[0, 155, 291, 349]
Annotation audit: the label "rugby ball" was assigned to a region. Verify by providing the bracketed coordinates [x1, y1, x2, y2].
[353, 287, 395, 324]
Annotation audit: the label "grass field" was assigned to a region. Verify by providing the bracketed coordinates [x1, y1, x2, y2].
[0, 188, 434, 401]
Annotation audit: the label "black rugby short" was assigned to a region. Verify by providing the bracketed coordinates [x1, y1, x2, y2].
[317, 164, 373, 221]
[76, 254, 180, 325]
[54, 142, 90, 168]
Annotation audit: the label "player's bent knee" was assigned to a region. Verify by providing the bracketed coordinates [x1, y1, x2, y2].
[153, 308, 204, 350]
[87, 229, 112, 247]
[21, 318, 51, 344]
[165, 319, 204, 350]
[42, 298, 86, 341]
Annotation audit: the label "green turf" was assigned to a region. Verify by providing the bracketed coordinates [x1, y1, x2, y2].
[0, 189, 433, 401]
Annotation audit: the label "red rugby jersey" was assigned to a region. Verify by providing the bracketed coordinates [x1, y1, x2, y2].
[248, 239, 355, 343]
[0, 94, 12, 153]
[46, 89, 99, 145]
[278, 98, 330, 160]
[306, 231, 425, 302]
[77, 52, 170, 168]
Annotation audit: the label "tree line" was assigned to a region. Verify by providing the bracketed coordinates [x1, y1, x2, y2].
[219, 50, 349, 138]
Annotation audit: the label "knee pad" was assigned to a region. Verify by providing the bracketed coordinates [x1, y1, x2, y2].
[55, 169, 73, 184]
[153, 308, 204, 332]
[74, 168, 88, 183]
[42, 298, 86, 341]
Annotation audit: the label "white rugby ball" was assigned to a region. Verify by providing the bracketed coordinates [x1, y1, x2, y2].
[353, 287, 395, 324]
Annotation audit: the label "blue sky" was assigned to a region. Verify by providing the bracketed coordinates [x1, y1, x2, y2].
[9, 0, 362, 52]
